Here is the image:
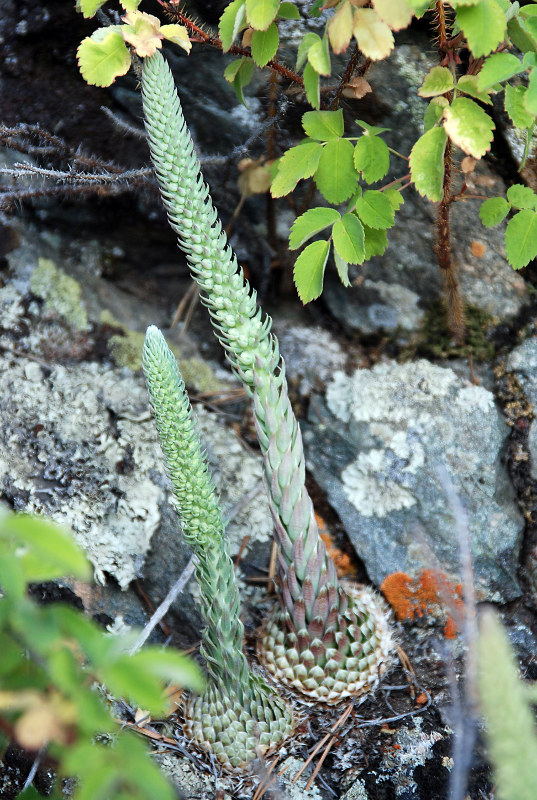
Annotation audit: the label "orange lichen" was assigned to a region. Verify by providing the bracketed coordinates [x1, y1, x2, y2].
[315, 512, 356, 578]
[380, 569, 464, 639]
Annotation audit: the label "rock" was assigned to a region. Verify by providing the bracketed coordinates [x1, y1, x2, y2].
[506, 337, 537, 480]
[304, 359, 523, 602]
[274, 322, 347, 396]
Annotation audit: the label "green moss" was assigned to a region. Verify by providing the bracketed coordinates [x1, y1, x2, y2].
[403, 299, 497, 362]
[100, 310, 226, 393]
[30, 258, 89, 331]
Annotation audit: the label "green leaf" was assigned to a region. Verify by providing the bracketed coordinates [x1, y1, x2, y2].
[251, 23, 279, 66]
[314, 139, 357, 203]
[129, 647, 204, 692]
[476, 52, 524, 91]
[355, 119, 390, 136]
[77, 29, 131, 87]
[303, 62, 320, 108]
[279, 1, 300, 19]
[355, 190, 395, 230]
[508, 16, 537, 54]
[271, 141, 323, 197]
[363, 225, 388, 258]
[78, 0, 108, 17]
[409, 126, 447, 201]
[1, 514, 91, 582]
[219, 0, 247, 52]
[223, 57, 254, 104]
[302, 109, 344, 141]
[507, 184, 537, 209]
[332, 213, 365, 264]
[505, 209, 537, 268]
[294, 239, 331, 302]
[289, 207, 340, 249]
[120, 0, 142, 10]
[456, 0, 507, 57]
[423, 97, 449, 132]
[505, 84, 535, 129]
[524, 67, 537, 116]
[245, 0, 279, 30]
[479, 196, 510, 227]
[308, 35, 331, 76]
[443, 97, 494, 158]
[456, 75, 492, 104]
[353, 134, 390, 183]
[418, 66, 454, 97]
[384, 188, 404, 210]
[296, 32, 321, 70]
[334, 249, 350, 287]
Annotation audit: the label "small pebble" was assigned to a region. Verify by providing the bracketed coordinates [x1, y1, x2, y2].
[24, 361, 43, 382]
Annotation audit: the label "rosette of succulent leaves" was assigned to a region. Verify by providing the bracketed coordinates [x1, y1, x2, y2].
[77, 0, 396, 773]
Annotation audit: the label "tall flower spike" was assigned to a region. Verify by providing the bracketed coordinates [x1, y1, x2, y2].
[143, 326, 293, 770]
[141, 51, 394, 704]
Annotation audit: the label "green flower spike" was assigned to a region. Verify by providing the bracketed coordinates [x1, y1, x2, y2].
[141, 51, 394, 706]
[143, 326, 293, 771]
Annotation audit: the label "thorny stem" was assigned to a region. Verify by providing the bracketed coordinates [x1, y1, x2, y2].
[159, 0, 304, 87]
[329, 45, 368, 110]
[433, 0, 465, 343]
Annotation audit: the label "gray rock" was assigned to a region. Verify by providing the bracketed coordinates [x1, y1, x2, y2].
[304, 359, 523, 601]
[506, 337, 537, 479]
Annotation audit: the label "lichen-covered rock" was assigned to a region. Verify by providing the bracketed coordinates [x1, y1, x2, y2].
[506, 337, 537, 480]
[304, 359, 523, 602]
[30, 257, 89, 330]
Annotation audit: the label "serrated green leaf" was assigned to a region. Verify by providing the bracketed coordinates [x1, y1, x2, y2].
[279, 1, 300, 19]
[334, 249, 350, 287]
[423, 97, 449, 132]
[160, 24, 192, 53]
[507, 183, 537, 209]
[508, 16, 537, 54]
[353, 134, 390, 183]
[505, 84, 534, 129]
[303, 62, 320, 108]
[1, 514, 91, 582]
[223, 57, 254, 104]
[219, 0, 247, 51]
[296, 32, 321, 70]
[314, 138, 357, 203]
[289, 207, 341, 249]
[302, 109, 344, 141]
[77, 30, 131, 87]
[505, 209, 537, 268]
[78, 0, 108, 18]
[524, 52, 537, 69]
[308, 34, 331, 75]
[456, 0, 507, 57]
[328, 1, 354, 54]
[443, 97, 494, 158]
[251, 22, 279, 66]
[384, 187, 404, 210]
[332, 213, 365, 264]
[363, 224, 388, 258]
[355, 190, 394, 229]
[476, 52, 524, 91]
[294, 239, 331, 302]
[409, 126, 447, 201]
[418, 66, 454, 97]
[479, 196, 510, 227]
[524, 67, 537, 116]
[245, 0, 279, 30]
[456, 75, 492, 104]
[271, 141, 323, 197]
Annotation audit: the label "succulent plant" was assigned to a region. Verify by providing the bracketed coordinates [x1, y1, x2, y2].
[143, 326, 293, 770]
[141, 49, 394, 714]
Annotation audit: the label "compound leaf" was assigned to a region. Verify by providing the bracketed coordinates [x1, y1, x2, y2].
[271, 141, 323, 197]
[294, 239, 331, 302]
[409, 125, 447, 201]
[443, 97, 494, 158]
[314, 138, 357, 203]
[479, 196, 510, 227]
[289, 207, 340, 249]
[505, 209, 537, 269]
[332, 213, 366, 264]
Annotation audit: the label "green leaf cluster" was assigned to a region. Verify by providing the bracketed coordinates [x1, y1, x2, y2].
[479, 184, 537, 269]
[0, 510, 203, 799]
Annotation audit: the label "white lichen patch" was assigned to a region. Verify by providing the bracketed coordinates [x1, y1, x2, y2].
[326, 360, 499, 518]
[277, 323, 346, 395]
[379, 718, 446, 796]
